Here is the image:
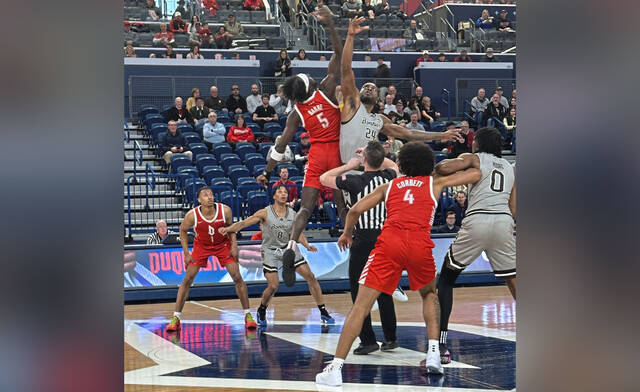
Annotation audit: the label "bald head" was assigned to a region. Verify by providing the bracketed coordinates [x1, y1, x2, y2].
[156, 219, 168, 238]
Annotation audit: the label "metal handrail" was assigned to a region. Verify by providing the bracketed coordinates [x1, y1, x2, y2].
[133, 141, 144, 178]
[440, 16, 456, 39]
[441, 88, 451, 120]
[502, 46, 516, 54]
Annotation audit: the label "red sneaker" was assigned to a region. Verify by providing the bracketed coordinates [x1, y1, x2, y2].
[166, 315, 181, 332]
[245, 313, 257, 330]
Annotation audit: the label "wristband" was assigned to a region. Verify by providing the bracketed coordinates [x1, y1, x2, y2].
[269, 148, 286, 162]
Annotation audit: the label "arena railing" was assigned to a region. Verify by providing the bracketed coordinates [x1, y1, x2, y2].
[441, 88, 452, 121]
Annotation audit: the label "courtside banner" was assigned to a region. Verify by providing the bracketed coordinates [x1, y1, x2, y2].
[124, 238, 497, 288]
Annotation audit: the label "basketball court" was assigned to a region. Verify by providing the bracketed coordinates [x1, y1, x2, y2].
[125, 285, 515, 391]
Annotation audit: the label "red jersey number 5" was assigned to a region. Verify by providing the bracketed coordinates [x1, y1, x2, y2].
[317, 112, 329, 128]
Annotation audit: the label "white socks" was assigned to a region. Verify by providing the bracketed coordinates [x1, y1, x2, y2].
[245, 309, 251, 316]
[173, 311, 181, 318]
[428, 339, 439, 354]
[330, 358, 344, 370]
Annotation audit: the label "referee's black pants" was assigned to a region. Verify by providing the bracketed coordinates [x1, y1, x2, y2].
[349, 230, 397, 345]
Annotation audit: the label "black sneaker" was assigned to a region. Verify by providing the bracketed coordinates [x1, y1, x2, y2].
[353, 343, 380, 355]
[380, 340, 398, 351]
[440, 343, 451, 364]
[282, 248, 296, 287]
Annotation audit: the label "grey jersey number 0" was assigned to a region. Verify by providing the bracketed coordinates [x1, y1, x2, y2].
[466, 152, 515, 215]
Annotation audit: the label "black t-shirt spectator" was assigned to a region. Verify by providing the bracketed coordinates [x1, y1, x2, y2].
[375, 64, 391, 79]
[336, 168, 397, 236]
[432, 224, 460, 234]
[484, 103, 506, 120]
[226, 95, 248, 113]
[164, 106, 194, 125]
[253, 105, 276, 128]
[161, 130, 190, 154]
[205, 96, 226, 111]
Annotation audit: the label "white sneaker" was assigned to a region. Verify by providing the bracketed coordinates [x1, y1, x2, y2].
[392, 286, 409, 302]
[315, 362, 343, 386]
[425, 351, 444, 375]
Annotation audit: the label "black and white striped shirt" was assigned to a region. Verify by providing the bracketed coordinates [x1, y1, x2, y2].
[335, 169, 397, 231]
[146, 230, 177, 245]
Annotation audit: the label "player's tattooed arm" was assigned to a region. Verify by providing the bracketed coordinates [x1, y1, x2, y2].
[434, 153, 480, 176]
[219, 208, 267, 235]
[259, 110, 301, 185]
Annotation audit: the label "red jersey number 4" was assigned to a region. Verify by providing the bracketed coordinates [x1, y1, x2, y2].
[403, 189, 415, 204]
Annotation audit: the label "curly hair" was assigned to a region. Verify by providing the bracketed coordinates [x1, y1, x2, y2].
[474, 127, 502, 157]
[282, 74, 316, 103]
[397, 141, 435, 177]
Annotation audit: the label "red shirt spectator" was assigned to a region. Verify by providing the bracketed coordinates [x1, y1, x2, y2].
[243, 0, 265, 10]
[169, 13, 187, 33]
[272, 167, 298, 202]
[227, 115, 255, 143]
[454, 49, 473, 62]
[203, 0, 219, 16]
[153, 23, 175, 46]
[416, 51, 434, 66]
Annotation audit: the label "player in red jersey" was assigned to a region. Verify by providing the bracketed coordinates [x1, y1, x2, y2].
[257, 6, 347, 287]
[166, 187, 257, 332]
[315, 142, 482, 386]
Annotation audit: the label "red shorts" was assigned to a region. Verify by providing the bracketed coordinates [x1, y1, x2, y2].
[359, 228, 436, 295]
[190, 242, 235, 268]
[303, 141, 341, 189]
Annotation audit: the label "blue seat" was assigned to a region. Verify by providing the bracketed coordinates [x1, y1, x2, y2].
[196, 154, 218, 174]
[178, 123, 193, 132]
[263, 122, 282, 136]
[184, 178, 207, 204]
[202, 165, 226, 185]
[245, 155, 266, 172]
[144, 113, 165, 129]
[176, 166, 199, 189]
[210, 178, 234, 199]
[219, 190, 243, 219]
[217, 114, 230, 123]
[229, 166, 251, 184]
[150, 124, 168, 145]
[247, 190, 269, 215]
[258, 142, 274, 158]
[288, 142, 299, 152]
[247, 123, 261, 135]
[237, 176, 258, 186]
[252, 164, 266, 177]
[189, 144, 209, 161]
[138, 106, 159, 123]
[237, 181, 264, 199]
[271, 131, 283, 141]
[170, 154, 193, 174]
[213, 143, 233, 160]
[183, 132, 201, 145]
[220, 154, 243, 172]
[278, 114, 288, 128]
[434, 152, 448, 164]
[234, 142, 256, 160]
[243, 152, 264, 163]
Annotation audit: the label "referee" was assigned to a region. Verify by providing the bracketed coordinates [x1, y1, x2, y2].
[320, 141, 399, 355]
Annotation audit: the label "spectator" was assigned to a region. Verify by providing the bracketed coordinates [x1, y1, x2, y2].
[476, 9, 494, 29]
[503, 107, 516, 148]
[232, 52, 241, 60]
[161, 120, 193, 164]
[374, 0, 391, 16]
[124, 43, 137, 58]
[374, 57, 391, 79]
[294, 49, 308, 60]
[124, 21, 138, 46]
[165, 97, 194, 125]
[189, 97, 210, 125]
[226, 84, 248, 115]
[387, 85, 406, 105]
[274, 49, 291, 77]
[227, 115, 255, 145]
[146, 219, 177, 244]
[437, 52, 447, 62]
[362, 0, 376, 19]
[470, 88, 489, 125]
[162, 44, 177, 58]
[244, 0, 265, 11]
[342, 0, 361, 17]
[224, 14, 245, 38]
[403, 20, 424, 49]
[412, 86, 424, 103]
[253, 93, 278, 129]
[395, 101, 411, 123]
[205, 85, 227, 113]
[363, 55, 371, 61]
[484, 93, 508, 137]
[272, 167, 298, 205]
[432, 211, 460, 234]
[509, 97, 516, 110]
[186, 43, 204, 59]
[382, 141, 396, 161]
[495, 9, 515, 32]
[319, 55, 327, 61]
[294, 132, 311, 172]
[386, 135, 403, 156]
[420, 96, 440, 126]
[214, 26, 233, 49]
[186, 16, 202, 46]
[175, 0, 190, 20]
[406, 98, 422, 120]
[186, 88, 200, 111]
[495, 86, 509, 110]
[383, 94, 395, 115]
[144, 0, 162, 21]
[480, 47, 499, 62]
[451, 191, 467, 226]
[405, 112, 425, 132]
[416, 50, 434, 66]
[387, 111, 402, 126]
[202, 111, 226, 148]
[169, 11, 187, 34]
[245, 84, 262, 114]
[448, 120, 474, 158]
[202, 0, 219, 17]
[455, 49, 472, 62]
[198, 22, 214, 48]
[269, 84, 290, 116]
[153, 23, 175, 47]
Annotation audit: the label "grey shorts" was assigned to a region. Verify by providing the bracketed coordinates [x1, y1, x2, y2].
[445, 213, 516, 278]
[261, 245, 306, 274]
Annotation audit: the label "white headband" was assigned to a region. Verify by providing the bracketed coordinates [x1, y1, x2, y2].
[296, 73, 310, 93]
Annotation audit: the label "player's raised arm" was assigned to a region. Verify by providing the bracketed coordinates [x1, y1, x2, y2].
[337, 183, 389, 250]
[319, 157, 361, 189]
[258, 110, 301, 185]
[380, 115, 463, 143]
[434, 153, 480, 176]
[432, 167, 482, 198]
[314, 6, 342, 103]
[340, 17, 369, 121]
[219, 208, 267, 235]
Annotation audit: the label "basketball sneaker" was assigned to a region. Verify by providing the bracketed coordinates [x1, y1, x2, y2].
[315, 362, 343, 387]
[424, 351, 445, 375]
[440, 343, 451, 364]
[320, 308, 335, 324]
[256, 309, 267, 328]
[245, 313, 258, 330]
[282, 248, 296, 287]
[392, 286, 409, 302]
[166, 315, 180, 332]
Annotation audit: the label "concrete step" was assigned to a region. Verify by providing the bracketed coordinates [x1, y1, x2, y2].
[124, 200, 186, 211]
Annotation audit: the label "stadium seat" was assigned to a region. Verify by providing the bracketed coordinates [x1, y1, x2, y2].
[174, 34, 189, 47]
[138, 106, 159, 123]
[202, 165, 226, 184]
[178, 123, 193, 133]
[144, 113, 165, 129]
[252, 164, 266, 177]
[236, 10, 251, 22]
[234, 142, 256, 160]
[176, 166, 199, 189]
[161, 104, 174, 115]
[183, 132, 201, 145]
[237, 181, 264, 199]
[189, 144, 209, 161]
[263, 122, 282, 136]
[245, 155, 265, 172]
[213, 143, 233, 160]
[229, 166, 251, 184]
[220, 154, 243, 172]
[170, 154, 193, 174]
[267, 37, 286, 49]
[216, 113, 230, 123]
[258, 142, 274, 158]
[219, 190, 242, 218]
[247, 123, 261, 135]
[277, 163, 299, 178]
[247, 190, 269, 215]
[270, 131, 283, 141]
[196, 154, 218, 174]
[244, 25, 259, 37]
[277, 114, 288, 128]
[184, 178, 207, 204]
[250, 11, 266, 23]
[150, 123, 168, 145]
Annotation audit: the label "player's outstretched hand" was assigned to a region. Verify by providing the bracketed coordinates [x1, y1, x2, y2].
[218, 226, 229, 235]
[348, 16, 369, 36]
[337, 233, 353, 251]
[256, 174, 268, 186]
[313, 5, 334, 26]
[183, 252, 194, 269]
[307, 245, 318, 252]
[442, 129, 464, 143]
